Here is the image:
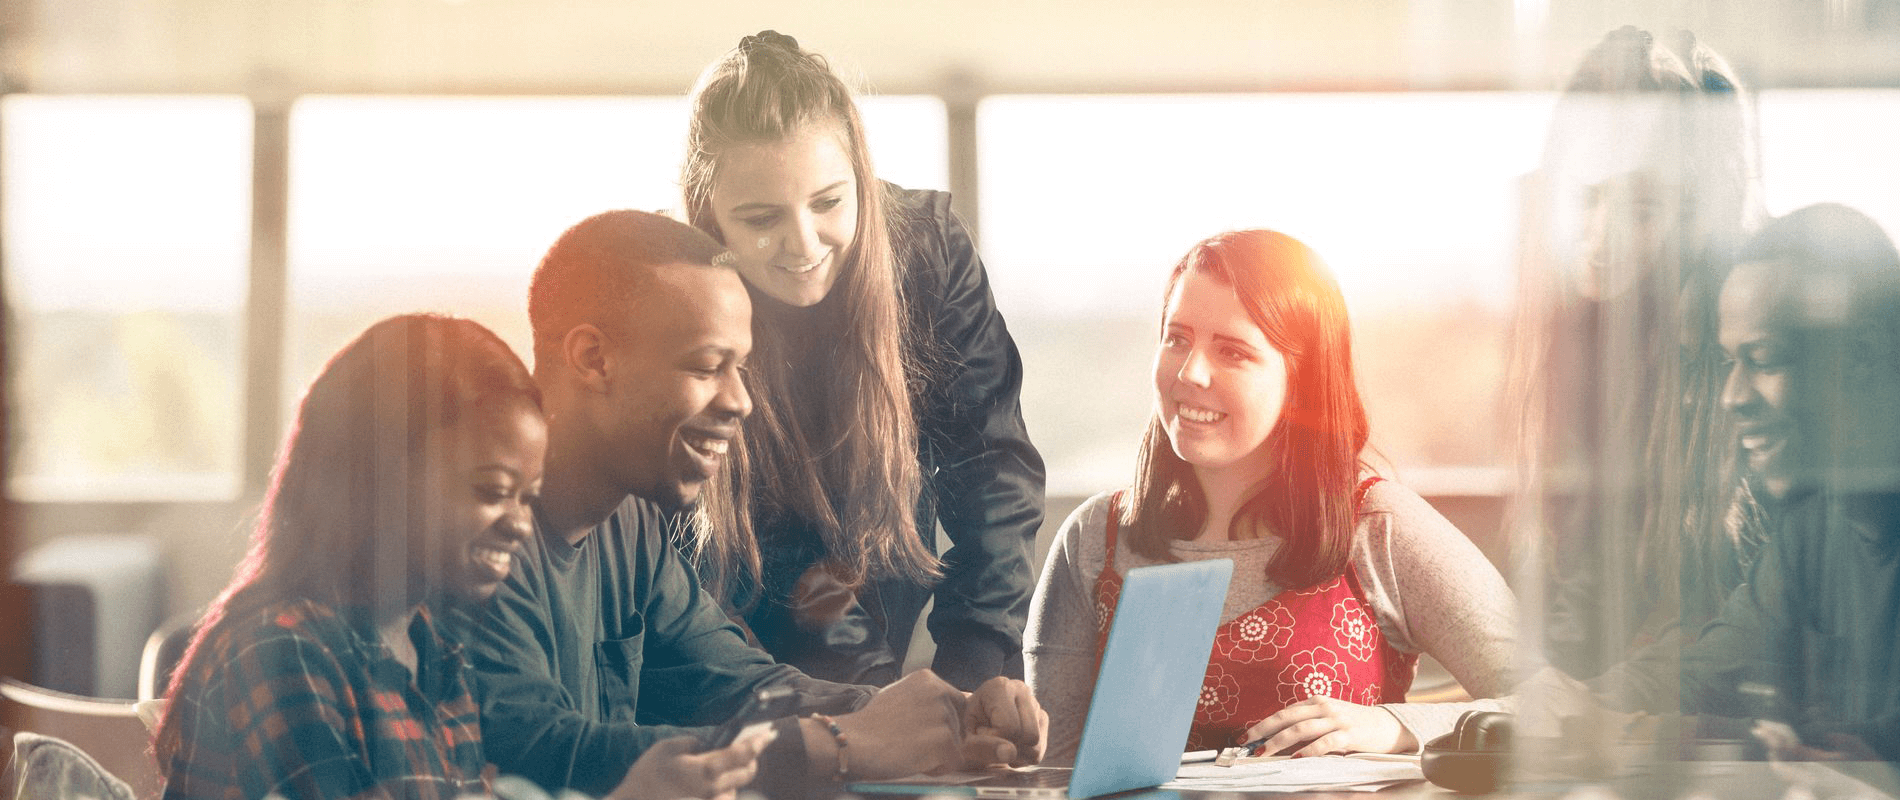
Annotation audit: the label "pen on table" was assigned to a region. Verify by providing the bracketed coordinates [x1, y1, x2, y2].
[1214, 737, 1296, 766]
[1212, 741, 1260, 767]
[1181, 749, 1220, 764]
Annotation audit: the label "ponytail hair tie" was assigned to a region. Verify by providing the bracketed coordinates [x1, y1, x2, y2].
[739, 30, 800, 53]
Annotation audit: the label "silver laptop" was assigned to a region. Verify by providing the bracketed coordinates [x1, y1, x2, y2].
[849, 558, 1234, 798]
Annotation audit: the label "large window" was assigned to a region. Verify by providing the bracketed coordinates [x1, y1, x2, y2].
[979, 93, 1555, 496]
[1756, 89, 1900, 235]
[8, 89, 1896, 505]
[284, 95, 946, 412]
[2, 96, 252, 501]
[977, 89, 1900, 498]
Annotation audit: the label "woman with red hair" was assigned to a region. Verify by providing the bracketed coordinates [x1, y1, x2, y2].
[1027, 230, 1518, 760]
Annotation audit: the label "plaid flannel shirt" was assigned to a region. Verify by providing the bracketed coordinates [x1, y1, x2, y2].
[161, 599, 487, 800]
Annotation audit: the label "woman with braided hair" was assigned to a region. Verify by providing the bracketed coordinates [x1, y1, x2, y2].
[154, 314, 769, 800]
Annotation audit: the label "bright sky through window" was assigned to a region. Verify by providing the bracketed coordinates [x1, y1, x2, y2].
[4, 91, 1899, 498]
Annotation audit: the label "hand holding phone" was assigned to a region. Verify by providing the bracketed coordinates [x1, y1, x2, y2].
[704, 685, 801, 751]
[607, 730, 776, 800]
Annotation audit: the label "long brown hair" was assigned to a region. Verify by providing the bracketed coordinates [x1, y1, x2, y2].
[1507, 27, 1764, 647]
[154, 314, 540, 765]
[680, 31, 938, 603]
[1124, 230, 1369, 590]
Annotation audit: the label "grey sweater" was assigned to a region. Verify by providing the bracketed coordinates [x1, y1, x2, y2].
[1025, 480, 1518, 761]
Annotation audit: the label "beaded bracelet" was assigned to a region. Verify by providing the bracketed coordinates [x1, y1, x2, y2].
[810, 713, 849, 780]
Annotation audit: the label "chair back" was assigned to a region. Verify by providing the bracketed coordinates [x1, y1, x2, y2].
[0, 678, 159, 800]
[137, 612, 201, 703]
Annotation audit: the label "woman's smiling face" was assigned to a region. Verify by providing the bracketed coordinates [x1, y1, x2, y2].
[1154, 267, 1289, 481]
[412, 398, 546, 607]
[707, 124, 859, 308]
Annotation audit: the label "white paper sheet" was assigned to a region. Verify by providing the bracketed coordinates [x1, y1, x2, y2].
[1165, 753, 1424, 792]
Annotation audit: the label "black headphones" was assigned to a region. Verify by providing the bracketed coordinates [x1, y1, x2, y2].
[1454, 710, 1514, 752]
[1422, 710, 1514, 794]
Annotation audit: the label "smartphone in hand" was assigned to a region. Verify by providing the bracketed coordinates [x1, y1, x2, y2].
[704, 685, 801, 751]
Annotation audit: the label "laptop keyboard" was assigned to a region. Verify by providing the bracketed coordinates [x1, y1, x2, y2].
[972, 768, 1074, 788]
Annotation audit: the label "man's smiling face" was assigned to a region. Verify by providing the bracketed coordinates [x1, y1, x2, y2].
[601, 261, 754, 511]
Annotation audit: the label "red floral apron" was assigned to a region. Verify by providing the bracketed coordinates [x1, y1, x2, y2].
[1093, 478, 1417, 750]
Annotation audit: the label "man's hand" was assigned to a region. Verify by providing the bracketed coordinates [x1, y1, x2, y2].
[963, 676, 1048, 768]
[824, 670, 968, 779]
[1756, 720, 1881, 762]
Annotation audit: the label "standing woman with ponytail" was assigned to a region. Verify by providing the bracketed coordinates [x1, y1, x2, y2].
[678, 31, 1046, 690]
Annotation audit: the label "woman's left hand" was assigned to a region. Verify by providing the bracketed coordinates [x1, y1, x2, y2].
[1241, 696, 1418, 757]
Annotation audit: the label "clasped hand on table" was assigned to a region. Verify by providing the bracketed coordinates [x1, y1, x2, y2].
[811, 670, 1050, 779]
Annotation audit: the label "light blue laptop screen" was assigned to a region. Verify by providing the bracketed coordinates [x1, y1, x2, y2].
[1068, 558, 1234, 799]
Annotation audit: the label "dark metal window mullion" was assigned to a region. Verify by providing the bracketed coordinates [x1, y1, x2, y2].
[242, 99, 291, 499]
